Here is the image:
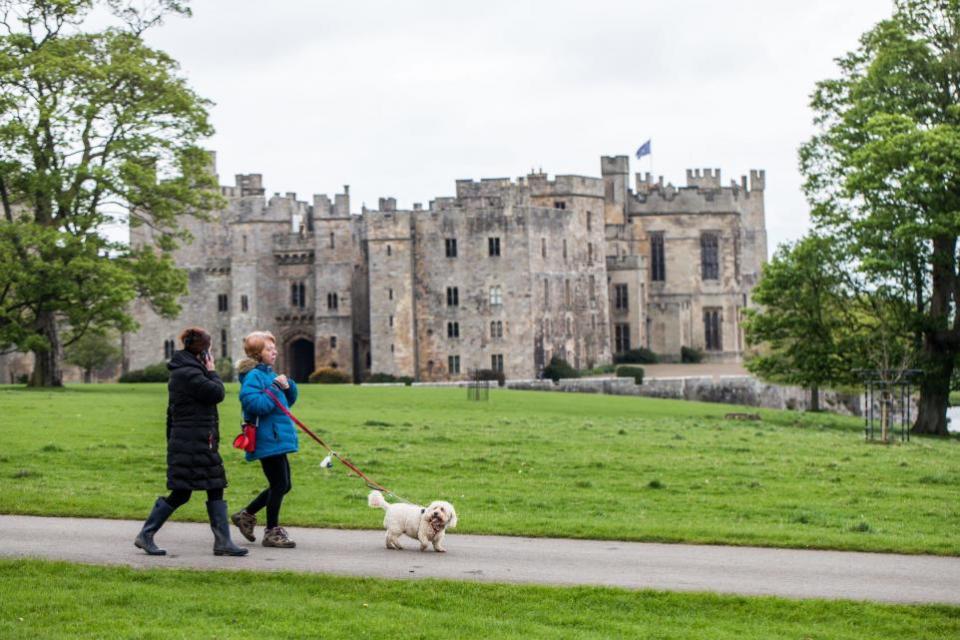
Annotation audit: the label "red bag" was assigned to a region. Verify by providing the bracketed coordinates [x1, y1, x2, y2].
[232, 422, 257, 453]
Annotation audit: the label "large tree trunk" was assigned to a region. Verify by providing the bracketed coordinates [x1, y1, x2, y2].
[913, 338, 952, 436]
[28, 309, 63, 387]
[809, 384, 820, 412]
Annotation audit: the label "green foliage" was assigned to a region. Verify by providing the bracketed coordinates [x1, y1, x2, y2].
[308, 367, 351, 384]
[63, 331, 120, 380]
[364, 372, 413, 385]
[799, 0, 960, 433]
[542, 356, 578, 382]
[681, 346, 704, 363]
[118, 362, 169, 383]
[0, 1, 220, 386]
[614, 348, 658, 364]
[743, 234, 857, 391]
[215, 356, 234, 383]
[579, 363, 616, 376]
[615, 366, 644, 384]
[477, 368, 506, 387]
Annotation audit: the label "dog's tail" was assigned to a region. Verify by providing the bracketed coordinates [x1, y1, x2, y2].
[367, 490, 390, 510]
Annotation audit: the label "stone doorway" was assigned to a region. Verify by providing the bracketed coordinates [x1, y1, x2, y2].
[288, 338, 315, 383]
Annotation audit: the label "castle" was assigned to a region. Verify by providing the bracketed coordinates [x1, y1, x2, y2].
[123, 153, 767, 383]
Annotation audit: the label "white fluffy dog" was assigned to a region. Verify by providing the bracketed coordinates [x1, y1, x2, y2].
[368, 490, 457, 552]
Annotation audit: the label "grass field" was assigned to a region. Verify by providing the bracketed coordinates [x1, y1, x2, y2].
[1, 384, 958, 555]
[0, 559, 957, 639]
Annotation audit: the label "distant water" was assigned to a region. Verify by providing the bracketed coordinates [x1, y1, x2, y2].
[946, 406, 960, 433]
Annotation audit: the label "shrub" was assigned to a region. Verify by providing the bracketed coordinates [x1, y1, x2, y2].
[576, 363, 616, 377]
[216, 356, 235, 382]
[120, 362, 169, 383]
[364, 372, 414, 385]
[543, 356, 578, 382]
[477, 368, 506, 387]
[614, 348, 658, 364]
[309, 367, 351, 384]
[15, 374, 28, 384]
[616, 365, 644, 384]
[681, 346, 704, 363]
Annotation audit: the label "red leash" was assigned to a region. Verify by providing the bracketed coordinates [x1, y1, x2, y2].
[263, 389, 416, 505]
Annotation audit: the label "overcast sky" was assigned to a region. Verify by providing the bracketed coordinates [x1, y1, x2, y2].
[129, 0, 894, 256]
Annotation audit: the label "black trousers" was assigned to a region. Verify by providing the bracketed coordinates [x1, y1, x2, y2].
[165, 487, 224, 510]
[244, 454, 292, 529]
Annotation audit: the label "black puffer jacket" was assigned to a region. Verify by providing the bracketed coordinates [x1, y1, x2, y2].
[166, 350, 227, 491]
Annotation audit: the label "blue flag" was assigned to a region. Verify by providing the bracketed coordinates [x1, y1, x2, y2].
[635, 139, 652, 159]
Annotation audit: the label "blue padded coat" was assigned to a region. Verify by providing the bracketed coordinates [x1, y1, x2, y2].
[238, 362, 299, 461]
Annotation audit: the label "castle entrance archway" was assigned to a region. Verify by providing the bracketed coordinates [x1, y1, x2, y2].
[288, 338, 315, 383]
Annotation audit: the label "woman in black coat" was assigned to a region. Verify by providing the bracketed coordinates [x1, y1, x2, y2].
[135, 327, 247, 557]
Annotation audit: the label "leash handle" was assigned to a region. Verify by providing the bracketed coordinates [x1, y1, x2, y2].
[261, 388, 413, 504]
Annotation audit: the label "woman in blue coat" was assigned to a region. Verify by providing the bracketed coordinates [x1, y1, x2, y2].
[231, 331, 300, 548]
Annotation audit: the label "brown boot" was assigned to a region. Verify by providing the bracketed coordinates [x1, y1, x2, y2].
[231, 510, 256, 542]
[262, 526, 296, 548]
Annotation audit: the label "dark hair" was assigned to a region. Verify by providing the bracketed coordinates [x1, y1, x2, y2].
[180, 327, 211, 355]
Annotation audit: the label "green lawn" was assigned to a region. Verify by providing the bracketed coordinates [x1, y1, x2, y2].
[0, 559, 956, 639]
[1, 384, 958, 555]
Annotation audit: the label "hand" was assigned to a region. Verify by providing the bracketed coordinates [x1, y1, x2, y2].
[203, 351, 216, 372]
[274, 374, 290, 389]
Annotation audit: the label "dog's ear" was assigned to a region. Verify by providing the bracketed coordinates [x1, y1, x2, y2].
[447, 503, 457, 529]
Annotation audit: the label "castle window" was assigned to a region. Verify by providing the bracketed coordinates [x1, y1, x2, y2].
[388, 288, 393, 300]
[701, 233, 719, 281]
[563, 239, 568, 260]
[586, 211, 592, 231]
[331, 336, 337, 349]
[242, 235, 247, 253]
[488, 237, 501, 257]
[217, 294, 228, 313]
[389, 315, 394, 328]
[589, 275, 596, 301]
[445, 238, 457, 258]
[448, 355, 460, 374]
[163, 339, 175, 360]
[614, 284, 628, 310]
[387, 244, 392, 257]
[564, 279, 571, 306]
[220, 329, 228, 358]
[544, 279, 549, 307]
[446, 286, 459, 307]
[490, 320, 503, 339]
[541, 237, 547, 259]
[704, 308, 722, 351]
[391, 344, 394, 353]
[489, 285, 502, 306]
[614, 323, 631, 353]
[327, 292, 339, 310]
[447, 321, 459, 338]
[651, 232, 665, 282]
[588, 243, 593, 265]
[291, 282, 306, 309]
[329, 232, 335, 249]
[553, 201, 566, 210]
[241, 295, 249, 312]
[491, 353, 504, 372]
[565, 317, 572, 336]
[591, 314, 597, 331]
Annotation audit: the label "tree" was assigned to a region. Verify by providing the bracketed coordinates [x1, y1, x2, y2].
[0, 0, 221, 386]
[800, 0, 960, 435]
[64, 330, 119, 382]
[743, 234, 854, 411]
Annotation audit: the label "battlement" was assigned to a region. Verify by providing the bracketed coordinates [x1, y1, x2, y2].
[686, 168, 721, 189]
[233, 173, 265, 196]
[601, 155, 629, 176]
[750, 169, 765, 191]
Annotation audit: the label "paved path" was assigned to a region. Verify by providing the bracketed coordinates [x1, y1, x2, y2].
[1, 515, 958, 605]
